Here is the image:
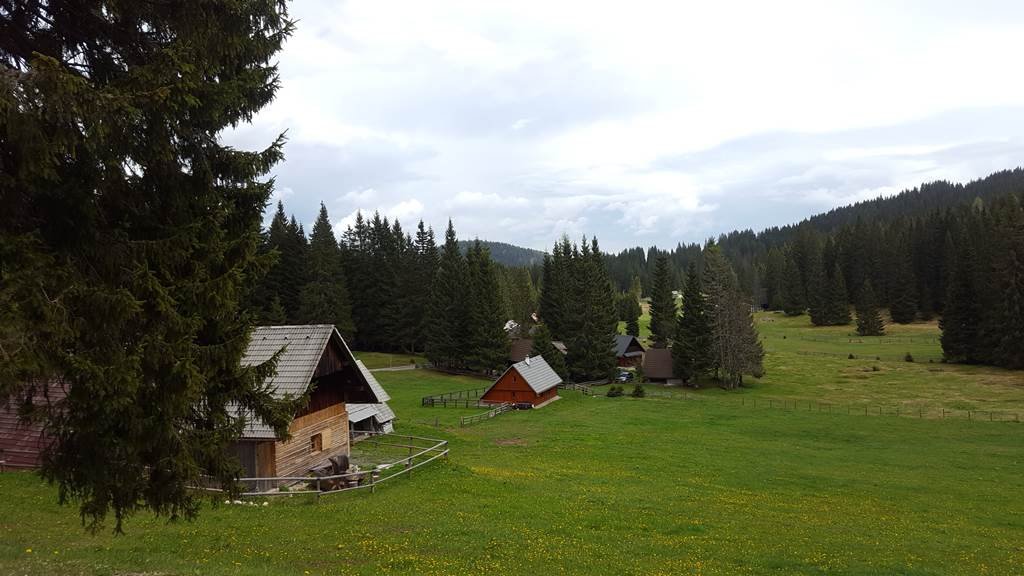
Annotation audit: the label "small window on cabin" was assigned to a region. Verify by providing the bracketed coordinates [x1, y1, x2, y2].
[310, 433, 323, 454]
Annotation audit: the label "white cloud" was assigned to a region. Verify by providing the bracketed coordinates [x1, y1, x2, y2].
[229, 0, 1024, 251]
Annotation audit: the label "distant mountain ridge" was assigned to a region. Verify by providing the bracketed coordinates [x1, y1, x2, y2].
[458, 240, 547, 268]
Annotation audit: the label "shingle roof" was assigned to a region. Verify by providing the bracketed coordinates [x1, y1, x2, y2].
[491, 355, 562, 395]
[237, 325, 383, 439]
[355, 360, 390, 403]
[241, 325, 338, 397]
[613, 334, 645, 358]
[347, 402, 396, 425]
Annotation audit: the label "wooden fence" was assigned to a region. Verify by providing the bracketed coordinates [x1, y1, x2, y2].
[641, 389, 1022, 422]
[421, 386, 491, 408]
[193, 432, 449, 499]
[460, 403, 514, 427]
[558, 383, 594, 396]
[0, 448, 39, 471]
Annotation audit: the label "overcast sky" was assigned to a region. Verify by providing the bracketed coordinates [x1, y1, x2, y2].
[224, 0, 1024, 253]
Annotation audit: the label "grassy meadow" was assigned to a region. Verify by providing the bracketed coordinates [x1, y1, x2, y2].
[2, 313, 1024, 575]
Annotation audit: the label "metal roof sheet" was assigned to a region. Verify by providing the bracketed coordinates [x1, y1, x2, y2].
[492, 355, 562, 395]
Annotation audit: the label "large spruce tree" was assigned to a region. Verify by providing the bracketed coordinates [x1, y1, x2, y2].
[465, 242, 510, 372]
[298, 204, 355, 337]
[672, 262, 712, 384]
[823, 262, 851, 325]
[940, 243, 983, 363]
[648, 255, 676, 347]
[425, 221, 469, 369]
[781, 251, 806, 316]
[855, 280, 885, 336]
[889, 243, 919, 324]
[0, 0, 297, 530]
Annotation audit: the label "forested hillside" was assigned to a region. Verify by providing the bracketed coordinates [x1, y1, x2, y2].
[604, 168, 1024, 297]
[457, 240, 546, 268]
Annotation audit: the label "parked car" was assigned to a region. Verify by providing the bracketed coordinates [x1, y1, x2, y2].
[616, 371, 634, 383]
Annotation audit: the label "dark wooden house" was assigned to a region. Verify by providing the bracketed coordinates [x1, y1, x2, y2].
[0, 384, 65, 470]
[641, 347, 674, 383]
[481, 356, 562, 407]
[613, 334, 645, 367]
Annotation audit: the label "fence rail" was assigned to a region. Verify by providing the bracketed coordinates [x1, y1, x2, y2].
[0, 448, 39, 471]
[421, 386, 491, 407]
[641, 389, 1022, 423]
[558, 383, 593, 396]
[460, 403, 514, 427]
[192, 432, 449, 498]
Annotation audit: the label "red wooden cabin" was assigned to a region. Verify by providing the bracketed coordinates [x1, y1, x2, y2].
[480, 356, 562, 408]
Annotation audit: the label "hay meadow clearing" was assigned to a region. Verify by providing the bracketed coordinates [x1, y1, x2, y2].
[2, 313, 1023, 575]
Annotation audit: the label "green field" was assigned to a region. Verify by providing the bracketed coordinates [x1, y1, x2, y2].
[3, 315, 1024, 575]
[353, 351, 426, 370]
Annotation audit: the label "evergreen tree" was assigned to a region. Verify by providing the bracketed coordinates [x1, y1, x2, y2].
[297, 204, 355, 337]
[624, 296, 642, 337]
[781, 251, 806, 316]
[991, 196, 1024, 368]
[823, 261, 851, 325]
[807, 245, 828, 326]
[538, 238, 573, 340]
[465, 242, 510, 372]
[530, 323, 568, 380]
[855, 280, 885, 336]
[703, 246, 763, 388]
[673, 262, 712, 384]
[565, 238, 617, 381]
[940, 243, 983, 363]
[410, 222, 439, 351]
[648, 255, 676, 347]
[889, 243, 918, 324]
[425, 221, 469, 369]
[0, 0, 297, 530]
[764, 247, 786, 311]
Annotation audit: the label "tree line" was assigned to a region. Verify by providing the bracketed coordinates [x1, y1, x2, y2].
[604, 169, 1024, 369]
[249, 201, 547, 374]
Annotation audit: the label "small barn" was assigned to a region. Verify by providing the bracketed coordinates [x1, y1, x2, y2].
[0, 384, 65, 470]
[642, 347, 675, 383]
[232, 325, 385, 478]
[613, 334, 646, 367]
[481, 356, 562, 408]
[508, 338, 568, 364]
[347, 360, 396, 439]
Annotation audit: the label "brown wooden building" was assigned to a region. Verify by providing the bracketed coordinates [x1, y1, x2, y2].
[0, 384, 65, 470]
[642, 347, 674, 383]
[481, 356, 562, 407]
[1, 326, 388, 478]
[613, 334, 645, 367]
[232, 325, 384, 478]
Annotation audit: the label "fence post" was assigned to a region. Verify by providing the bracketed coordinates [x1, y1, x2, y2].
[968, 411, 972, 421]
[370, 470, 376, 494]
[316, 478, 321, 504]
[942, 409, 945, 419]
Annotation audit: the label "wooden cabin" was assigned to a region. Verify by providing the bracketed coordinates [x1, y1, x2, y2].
[481, 356, 562, 408]
[231, 325, 384, 478]
[613, 334, 645, 367]
[0, 383, 65, 470]
[1, 326, 391, 479]
[641, 347, 674, 383]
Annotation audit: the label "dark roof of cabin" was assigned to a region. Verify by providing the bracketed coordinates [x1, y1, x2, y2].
[613, 334, 645, 357]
